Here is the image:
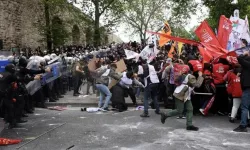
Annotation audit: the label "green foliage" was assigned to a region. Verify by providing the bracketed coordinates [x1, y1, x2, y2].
[80, 0, 126, 46]
[37, 0, 94, 49]
[171, 27, 193, 39]
[51, 16, 69, 47]
[203, 0, 250, 29]
[123, 0, 199, 42]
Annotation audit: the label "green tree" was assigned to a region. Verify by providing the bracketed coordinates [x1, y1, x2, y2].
[80, 0, 125, 47]
[123, 0, 198, 44]
[171, 27, 193, 39]
[40, 0, 89, 51]
[203, 0, 250, 29]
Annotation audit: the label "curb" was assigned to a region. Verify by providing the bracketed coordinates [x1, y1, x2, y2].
[45, 102, 172, 108]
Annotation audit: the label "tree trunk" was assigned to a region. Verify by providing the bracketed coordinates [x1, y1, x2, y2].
[143, 31, 146, 43]
[94, 1, 100, 47]
[44, 0, 52, 52]
[140, 31, 143, 45]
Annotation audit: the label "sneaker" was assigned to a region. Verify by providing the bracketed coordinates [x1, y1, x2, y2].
[161, 113, 167, 124]
[73, 94, 79, 97]
[168, 96, 173, 100]
[103, 107, 110, 111]
[233, 125, 247, 132]
[155, 110, 160, 115]
[176, 116, 186, 119]
[229, 117, 235, 123]
[17, 119, 28, 123]
[186, 125, 199, 131]
[26, 110, 34, 114]
[199, 109, 205, 115]
[81, 108, 87, 111]
[58, 95, 64, 98]
[140, 113, 149, 117]
[22, 114, 28, 117]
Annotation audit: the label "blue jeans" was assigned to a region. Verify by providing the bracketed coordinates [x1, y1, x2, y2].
[95, 84, 112, 108]
[240, 88, 250, 126]
[135, 87, 141, 97]
[143, 83, 160, 114]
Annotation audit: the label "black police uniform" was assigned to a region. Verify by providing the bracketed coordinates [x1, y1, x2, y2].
[15, 58, 45, 123]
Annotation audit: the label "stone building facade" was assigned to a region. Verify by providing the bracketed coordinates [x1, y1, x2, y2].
[0, 0, 91, 50]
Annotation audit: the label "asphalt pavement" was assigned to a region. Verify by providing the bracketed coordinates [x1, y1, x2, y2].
[1, 107, 250, 150]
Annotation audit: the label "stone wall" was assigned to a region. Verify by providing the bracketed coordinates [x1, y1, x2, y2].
[20, 0, 46, 49]
[0, 0, 22, 49]
[0, 0, 121, 50]
[0, 0, 88, 50]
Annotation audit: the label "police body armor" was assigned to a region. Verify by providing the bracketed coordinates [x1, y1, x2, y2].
[15, 66, 29, 96]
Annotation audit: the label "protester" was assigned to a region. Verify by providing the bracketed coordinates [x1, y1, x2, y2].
[224, 64, 242, 123]
[211, 58, 230, 115]
[92, 63, 121, 111]
[234, 50, 250, 132]
[72, 59, 84, 96]
[83, 61, 95, 95]
[138, 59, 160, 117]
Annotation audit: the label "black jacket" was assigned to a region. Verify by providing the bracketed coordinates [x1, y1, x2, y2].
[237, 55, 250, 90]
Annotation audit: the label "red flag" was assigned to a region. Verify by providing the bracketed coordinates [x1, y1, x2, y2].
[217, 15, 232, 49]
[226, 51, 238, 65]
[202, 43, 227, 57]
[198, 46, 213, 63]
[0, 138, 21, 145]
[195, 20, 222, 47]
[204, 96, 215, 115]
[213, 51, 238, 65]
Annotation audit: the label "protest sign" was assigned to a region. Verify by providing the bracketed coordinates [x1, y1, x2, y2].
[124, 49, 140, 60]
[228, 10, 246, 51]
[140, 46, 159, 63]
[108, 59, 127, 89]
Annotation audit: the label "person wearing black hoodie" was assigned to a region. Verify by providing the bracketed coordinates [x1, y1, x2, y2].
[234, 49, 250, 132]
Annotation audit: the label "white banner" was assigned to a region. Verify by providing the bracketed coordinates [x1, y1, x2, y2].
[241, 15, 250, 43]
[140, 46, 159, 63]
[124, 49, 140, 61]
[228, 10, 246, 51]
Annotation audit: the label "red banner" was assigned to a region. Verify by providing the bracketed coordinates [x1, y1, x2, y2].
[198, 46, 213, 63]
[217, 15, 232, 49]
[195, 20, 222, 47]
[0, 138, 21, 145]
[213, 51, 238, 65]
[201, 43, 227, 57]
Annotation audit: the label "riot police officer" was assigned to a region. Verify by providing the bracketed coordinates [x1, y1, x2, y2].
[15, 57, 50, 123]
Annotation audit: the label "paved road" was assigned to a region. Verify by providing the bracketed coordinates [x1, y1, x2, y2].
[1, 107, 250, 150]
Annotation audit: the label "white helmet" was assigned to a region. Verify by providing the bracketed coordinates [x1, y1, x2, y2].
[50, 53, 57, 60]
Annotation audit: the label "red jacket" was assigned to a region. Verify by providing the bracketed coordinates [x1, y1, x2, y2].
[224, 71, 242, 98]
[212, 63, 229, 85]
[188, 60, 203, 72]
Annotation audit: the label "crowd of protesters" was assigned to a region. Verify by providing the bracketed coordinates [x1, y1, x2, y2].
[0, 39, 250, 133]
